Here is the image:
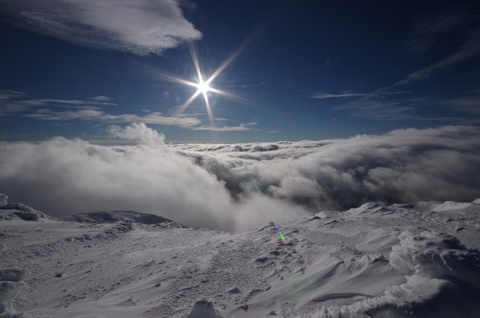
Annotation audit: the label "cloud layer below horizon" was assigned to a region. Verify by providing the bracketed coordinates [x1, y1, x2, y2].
[1, 124, 479, 231]
[0, 0, 201, 55]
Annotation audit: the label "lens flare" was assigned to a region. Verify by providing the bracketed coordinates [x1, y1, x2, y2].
[272, 222, 286, 244]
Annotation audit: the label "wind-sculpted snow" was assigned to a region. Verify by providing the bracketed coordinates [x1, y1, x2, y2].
[0, 193, 7, 207]
[0, 124, 480, 231]
[313, 230, 480, 317]
[0, 194, 46, 221]
[1, 197, 479, 317]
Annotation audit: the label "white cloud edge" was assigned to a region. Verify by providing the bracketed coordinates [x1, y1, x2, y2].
[0, 0, 202, 55]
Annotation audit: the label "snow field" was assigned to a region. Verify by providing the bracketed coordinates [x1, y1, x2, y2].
[1, 194, 480, 317]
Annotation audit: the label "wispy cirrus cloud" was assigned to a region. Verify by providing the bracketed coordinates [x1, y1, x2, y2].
[397, 3, 480, 86]
[447, 89, 480, 116]
[406, 6, 476, 55]
[319, 5, 480, 122]
[0, 89, 116, 117]
[0, 90, 26, 100]
[193, 122, 258, 132]
[312, 92, 370, 99]
[312, 87, 427, 121]
[38, 98, 117, 106]
[91, 96, 114, 102]
[28, 109, 201, 128]
[28, 108, 104, 121]
[331, 92, 480, 123]
[312, 91, 408, 100]
[0, 90, 42, 116]
[0, 0, 201, 55]
[1, 90, 258, 132]
[395, 28, 480, 86]
[333, 101, 419, 121]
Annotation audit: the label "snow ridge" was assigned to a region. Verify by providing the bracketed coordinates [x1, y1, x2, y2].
[61, 211, 185, 228]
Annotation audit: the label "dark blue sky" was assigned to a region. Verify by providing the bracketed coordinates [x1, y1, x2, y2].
[1, 0, 479, 142]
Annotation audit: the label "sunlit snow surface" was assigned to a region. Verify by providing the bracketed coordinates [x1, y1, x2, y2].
[1, 194, 480, 318]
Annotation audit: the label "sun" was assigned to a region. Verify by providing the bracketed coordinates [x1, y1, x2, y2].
[160, 42, 247, 127]
[195, 78, 211, 95]
[164, 44, 230, 125]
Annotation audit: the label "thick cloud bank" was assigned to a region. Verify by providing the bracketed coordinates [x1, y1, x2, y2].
[0, 0, 201, 55]
[176, 126, 480, 212]
[0, 124, 305, 231]
[1, 124, 479, 231]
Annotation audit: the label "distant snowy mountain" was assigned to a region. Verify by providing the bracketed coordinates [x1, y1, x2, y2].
[1, 193, 480, 317]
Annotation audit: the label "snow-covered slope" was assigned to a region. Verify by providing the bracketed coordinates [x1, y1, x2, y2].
[1, 193, 480, 317]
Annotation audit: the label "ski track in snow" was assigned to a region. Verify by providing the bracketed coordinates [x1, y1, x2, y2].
[1, 194, 480, 317]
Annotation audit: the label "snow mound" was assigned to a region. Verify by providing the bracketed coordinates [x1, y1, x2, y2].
[0, 194, 46, 221]
[344, 203, 391, 216]
[61, 210, 185, 228]
[432, 201, 472, 212]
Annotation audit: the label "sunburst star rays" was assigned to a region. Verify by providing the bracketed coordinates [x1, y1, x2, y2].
[163, 33, 262, 127]
[157, 14, 271, 128]
[167, 43, 232, 127]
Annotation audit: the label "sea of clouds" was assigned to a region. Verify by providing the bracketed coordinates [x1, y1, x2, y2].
[1, 124, 479, 231]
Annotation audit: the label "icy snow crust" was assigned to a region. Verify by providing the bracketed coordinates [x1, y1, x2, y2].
[1, 195, 480, 317]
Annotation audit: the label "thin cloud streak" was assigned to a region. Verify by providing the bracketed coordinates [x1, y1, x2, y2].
[324, 7, 480, 121]
[28, 109, 201, 128]
[39, 99, 117, 106]
[91, 96, 114, 102]
[406, 6, 476, 55]
[0, 90, 258, 132]
[446, 89, 480, 116]
[0, 91, 117, 117]
[312, 93, 371, 99]
[192, 122, 257, 132]
[333, 101, 418, 121]
[395, 28, 480, 86]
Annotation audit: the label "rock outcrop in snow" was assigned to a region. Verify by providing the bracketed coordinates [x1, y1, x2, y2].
[186, 299, 223, 318]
